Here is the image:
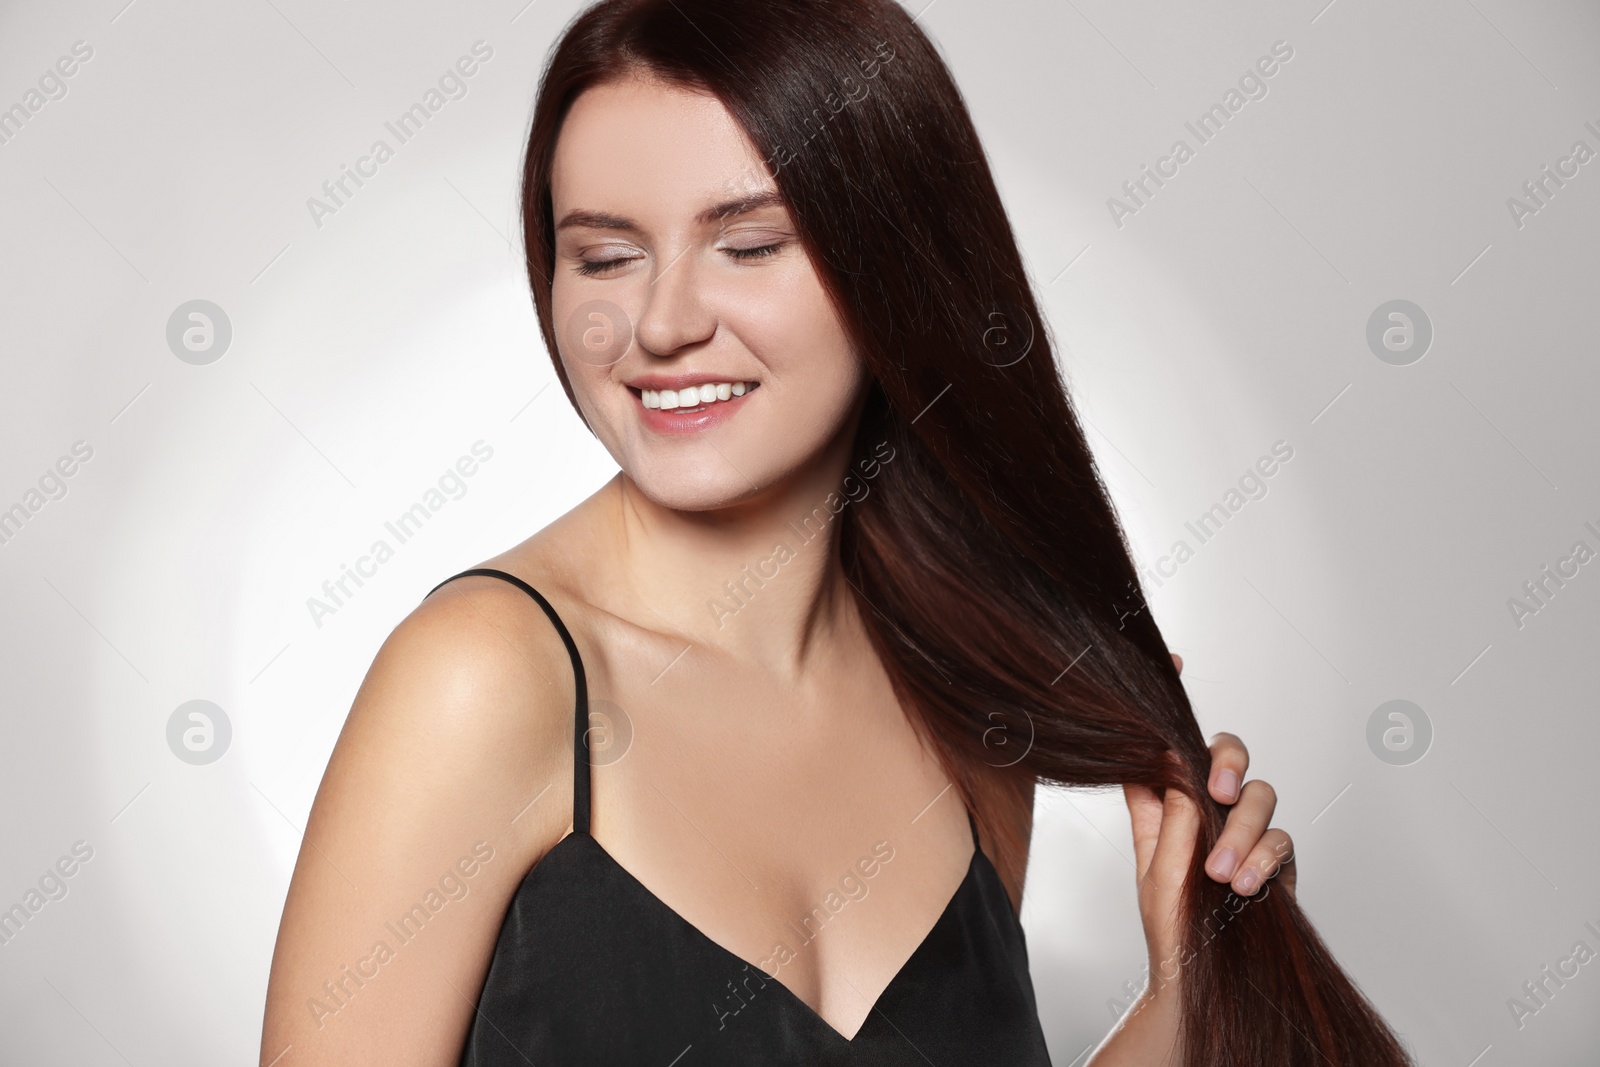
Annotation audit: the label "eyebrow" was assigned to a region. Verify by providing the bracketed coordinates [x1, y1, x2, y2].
[555, 190, 787, 233]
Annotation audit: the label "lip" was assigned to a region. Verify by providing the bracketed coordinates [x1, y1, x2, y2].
[626, 377, 759, 436]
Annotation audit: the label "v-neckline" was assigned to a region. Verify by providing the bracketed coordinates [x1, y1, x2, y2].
[548, 831, 982, 1045]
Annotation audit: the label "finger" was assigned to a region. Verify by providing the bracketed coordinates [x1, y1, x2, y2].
[1206, 731, 1249, 803]
[1170, 652, 1184, 676]
[1230, 828, 1295, 898]
[1123, 783, 1164, 882]
[1147, 787, 1202, 895]
[1204, 778, 1277, 882]
[1138, 787, 1202, 966]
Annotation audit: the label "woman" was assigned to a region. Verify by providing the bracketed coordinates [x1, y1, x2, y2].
[262, 0, 1412, 1063]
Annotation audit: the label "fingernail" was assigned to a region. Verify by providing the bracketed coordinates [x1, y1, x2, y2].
[1234, 865, 1261, 894]
[1207, 846, 1238, 879]
[1216, 769, 1239, 800]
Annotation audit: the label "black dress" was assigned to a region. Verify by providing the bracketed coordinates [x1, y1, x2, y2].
[427, 568, 1055, 1066]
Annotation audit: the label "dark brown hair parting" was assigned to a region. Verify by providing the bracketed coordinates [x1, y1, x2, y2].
[518, 1, 1413, 1063]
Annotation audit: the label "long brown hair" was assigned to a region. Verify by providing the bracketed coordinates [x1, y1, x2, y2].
[518, 1, 1412, 1062]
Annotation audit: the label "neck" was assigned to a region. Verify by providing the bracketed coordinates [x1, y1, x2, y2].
[594, 431, 866, 677]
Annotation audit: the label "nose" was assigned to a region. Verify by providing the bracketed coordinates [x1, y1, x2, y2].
[633, 246, 717, 359]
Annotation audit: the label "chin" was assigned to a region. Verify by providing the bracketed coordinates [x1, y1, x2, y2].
[620, 455, 771, 513]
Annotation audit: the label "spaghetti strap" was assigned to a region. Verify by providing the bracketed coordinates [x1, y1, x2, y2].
[424, 567, 591, 836]
[964, 801, 981, 851]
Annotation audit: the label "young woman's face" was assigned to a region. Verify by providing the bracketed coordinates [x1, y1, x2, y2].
[549, 73, 868, 511]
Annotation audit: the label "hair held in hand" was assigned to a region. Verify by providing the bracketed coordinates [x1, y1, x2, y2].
[522, 1, 1414, 1062]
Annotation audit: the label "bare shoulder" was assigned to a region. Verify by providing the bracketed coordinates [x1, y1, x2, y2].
[328, 567, 581, 840]
[261, 565, 583, 1064]
[365, 568, 579, 758]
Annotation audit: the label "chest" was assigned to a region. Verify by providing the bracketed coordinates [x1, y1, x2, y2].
[578, 651, 986, 1038]
[462, 825, 1053, 1062]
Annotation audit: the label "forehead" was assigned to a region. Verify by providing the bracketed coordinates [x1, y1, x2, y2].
[551, 74, 773, 216]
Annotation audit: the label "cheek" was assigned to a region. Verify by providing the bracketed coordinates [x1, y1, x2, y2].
[739, 279, 860, 394]
[552, 293, 631, 420]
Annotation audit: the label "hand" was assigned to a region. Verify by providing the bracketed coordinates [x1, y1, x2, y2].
[1121, 653, 1297, 987]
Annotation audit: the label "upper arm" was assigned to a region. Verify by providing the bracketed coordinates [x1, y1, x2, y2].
[261, 576, 577, 1066]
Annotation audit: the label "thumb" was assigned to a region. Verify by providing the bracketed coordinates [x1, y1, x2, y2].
[1123, 783, 1163, 883]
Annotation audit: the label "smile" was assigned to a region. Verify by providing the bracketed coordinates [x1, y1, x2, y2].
[628, 380, 760, 435]
[639, 381, 757, 410]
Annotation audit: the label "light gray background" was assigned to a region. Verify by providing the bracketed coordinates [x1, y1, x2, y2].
[2, 0, 1596, 1063]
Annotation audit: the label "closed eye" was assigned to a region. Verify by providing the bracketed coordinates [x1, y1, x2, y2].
[724, 242, 784, 262]
[575, 256, 638, 277]
[573, 241, 787, 277]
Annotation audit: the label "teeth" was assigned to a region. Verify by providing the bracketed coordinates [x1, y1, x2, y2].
[639, 382, 756, 411]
